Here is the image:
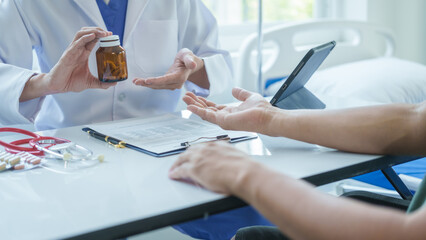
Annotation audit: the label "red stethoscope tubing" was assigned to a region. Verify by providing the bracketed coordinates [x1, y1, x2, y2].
[0, 127, 68, 156]
[5, 138, 45, 156]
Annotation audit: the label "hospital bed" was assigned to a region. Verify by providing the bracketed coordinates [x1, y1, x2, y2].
[235, 20, 426, 106]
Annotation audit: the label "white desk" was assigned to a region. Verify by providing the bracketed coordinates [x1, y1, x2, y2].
[0, 110, 418, 240]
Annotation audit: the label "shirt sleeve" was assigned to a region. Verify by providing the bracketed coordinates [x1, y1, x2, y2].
[184, 80, 210, 98]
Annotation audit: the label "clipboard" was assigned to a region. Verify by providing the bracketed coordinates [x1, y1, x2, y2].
[82, 114, 257, 157]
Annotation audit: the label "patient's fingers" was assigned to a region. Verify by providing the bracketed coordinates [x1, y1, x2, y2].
[168, 162, 191, 180]
[187, 105, 218, 124]
[232, 87, 256, 102]
[187, 105, 206, 118]
[196, 96, 208, 108]
[185, 92, 223, 109]
[185, 92, 210, 108]
[183, 95, 205, 109]
[186, 92, 206, 105]
[182, 95, 194, 105]
[198, 96, 218, 108]
[170, 150, 191, 172]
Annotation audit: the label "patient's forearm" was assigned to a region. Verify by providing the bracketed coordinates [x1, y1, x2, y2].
[267, 102, 426, 155]
[234, 164, 425, 240]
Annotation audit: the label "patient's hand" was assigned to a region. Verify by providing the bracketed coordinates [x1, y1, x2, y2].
[169, 141, 259, 194]
[183, 87, 277, 135]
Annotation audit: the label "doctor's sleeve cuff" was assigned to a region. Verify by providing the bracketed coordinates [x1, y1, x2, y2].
[184, 80, 210, 98]
[201, 54, 234, 97]
[19, 96, 45, 124]
[0, 66, 42, 125]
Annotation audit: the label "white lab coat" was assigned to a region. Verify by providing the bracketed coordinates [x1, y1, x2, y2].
[0, 0, 233, 130]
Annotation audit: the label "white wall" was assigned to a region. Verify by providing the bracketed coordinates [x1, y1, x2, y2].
[367, 0, 426, 65]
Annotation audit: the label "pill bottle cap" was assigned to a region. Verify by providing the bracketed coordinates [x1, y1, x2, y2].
[99, 35, 120, 47]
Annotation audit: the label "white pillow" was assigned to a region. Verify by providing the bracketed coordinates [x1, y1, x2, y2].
[305, 57, 426, 104]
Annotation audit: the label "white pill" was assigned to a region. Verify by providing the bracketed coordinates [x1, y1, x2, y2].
[97, 155, 105, 163]
[63, 153, 72, 161]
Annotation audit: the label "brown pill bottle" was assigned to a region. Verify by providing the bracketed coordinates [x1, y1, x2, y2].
[96, 35, 128, 82]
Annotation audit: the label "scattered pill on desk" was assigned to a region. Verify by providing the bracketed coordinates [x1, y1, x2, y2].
[0, 162, 6, 171]
[13, 164, 25, 170]
[97, 155, 105, 163]
[63, 153, 72, 161]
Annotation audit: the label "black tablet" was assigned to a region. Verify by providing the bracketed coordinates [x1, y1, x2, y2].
[270, 41, 336, 110]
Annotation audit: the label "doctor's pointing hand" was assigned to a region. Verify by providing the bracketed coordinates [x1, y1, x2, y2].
[133, 48, 210, 90]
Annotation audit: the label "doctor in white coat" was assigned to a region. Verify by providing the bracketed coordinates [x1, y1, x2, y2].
[0, 0, 233, 130]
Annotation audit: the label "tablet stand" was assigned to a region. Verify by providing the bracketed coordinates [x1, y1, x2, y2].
[273, 87, 325, 110]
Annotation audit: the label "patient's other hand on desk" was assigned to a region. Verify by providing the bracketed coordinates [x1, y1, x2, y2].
[183, 87, 277, 135]
[169, 141, 259, 195]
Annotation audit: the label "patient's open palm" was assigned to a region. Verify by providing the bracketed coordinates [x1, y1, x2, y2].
[183, 88, 275, 134]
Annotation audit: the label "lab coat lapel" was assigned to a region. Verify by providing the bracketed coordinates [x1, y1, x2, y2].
[72, 0, 107, 30]
[123, 0, 150, 46]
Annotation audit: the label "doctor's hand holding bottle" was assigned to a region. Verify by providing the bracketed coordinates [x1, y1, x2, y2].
[19, 27, 117, 102]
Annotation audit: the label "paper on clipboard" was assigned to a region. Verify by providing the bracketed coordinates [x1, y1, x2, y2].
[86, 114, 257, 157]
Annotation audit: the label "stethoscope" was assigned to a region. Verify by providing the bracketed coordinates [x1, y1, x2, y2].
[0, 127, 95, 161]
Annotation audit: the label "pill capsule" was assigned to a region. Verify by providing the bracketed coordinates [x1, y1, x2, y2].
[13, 164, 25, 170]
[30, 159, 41, 165]
[3, 154, 15, 163]
[0, 162, 6, 171]
[25, 156, 36, 163]
[8, 156, 21, 166]
[0, 152, 10, 162]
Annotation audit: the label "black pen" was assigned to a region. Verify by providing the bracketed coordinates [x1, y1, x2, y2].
[82, 127, 127, 148]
